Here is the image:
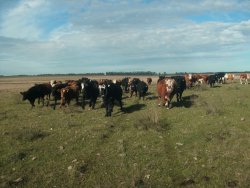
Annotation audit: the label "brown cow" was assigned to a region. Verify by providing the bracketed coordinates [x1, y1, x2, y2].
[157, 78, 177, 109]
[60, 84, 80, 107]
[147, 77, 152, 85]
[240, 74, 248, 84]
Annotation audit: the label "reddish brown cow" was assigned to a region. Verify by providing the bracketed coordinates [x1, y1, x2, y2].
[157, 78, 177, 109]
[60, 84, 80, 107]
[240, 74, 248, 84]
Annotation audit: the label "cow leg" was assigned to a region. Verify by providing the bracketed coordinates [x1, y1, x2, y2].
[82, 95, 85, 109]
[158, 96, 161, 106]
[46, 95, 50, 107]
[130, 91, 133, 97]
[42, 97, 45, 106]
[119, 100, 123, 111]
[29, 99, 35, 108]
[53, 99, 57, 110]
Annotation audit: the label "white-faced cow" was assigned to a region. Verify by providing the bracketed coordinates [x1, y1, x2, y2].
[240, 73, 249, 85]
[157, 78, 177, 109]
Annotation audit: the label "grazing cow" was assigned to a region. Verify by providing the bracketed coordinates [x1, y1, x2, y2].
[81, 79, 99, 109]
[147, 77, 152, 85]
[157, 78, 177, 109]
[207, 75, 218, 87]
[136, 80, 148, 100]
[20, 84, 52, 107]
[51, 83, 68, 109]
[240, 74, 248, 84]
[103, 81, 123, 117]
[171, 76, 186, 102]
[60, 84, 80, 107]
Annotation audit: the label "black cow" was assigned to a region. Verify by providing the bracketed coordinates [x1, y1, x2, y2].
[207, 75, 218, 87]
[129, 78, 140, 97]
[20, 84, 52, 107]
[171, 76, 186, 102]
[81, 79, 99, 109]
[136, 80, 148, 100]
[103, 82, 123, 117]
[121, 77, 130, 93]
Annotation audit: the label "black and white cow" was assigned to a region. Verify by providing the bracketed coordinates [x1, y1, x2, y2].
[103, 81, 123, 117]
[81, 79, 99, 109]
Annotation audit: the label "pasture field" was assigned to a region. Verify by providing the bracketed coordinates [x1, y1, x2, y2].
[0, 76, 250, 187]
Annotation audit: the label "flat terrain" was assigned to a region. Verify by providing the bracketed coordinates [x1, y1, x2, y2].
[0, 76, 249, 187]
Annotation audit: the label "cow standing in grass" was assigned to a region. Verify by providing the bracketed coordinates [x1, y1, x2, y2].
[51, 83, 68, 109]
[207, 75, 218, 87]
[20, 84, 52, 108]
[129, 78, 140, 97]
[136, 80, 148, 100]
[60, 83, 80, 108]
[147, 77, 152, 85]
[81, 79, 99, 109]
[157, 78, 177, 109]
[171, 76, 186, 102]
[240, 74, 248, 84]
[103, 81, 123, 116]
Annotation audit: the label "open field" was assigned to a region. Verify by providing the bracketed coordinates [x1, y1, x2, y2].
[0, 76, 250, 187]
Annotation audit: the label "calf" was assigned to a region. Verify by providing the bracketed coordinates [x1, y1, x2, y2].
[171, 76, 186, 102]
[51, 83, 68, 109]
[157, 78, 177, 109]
[20, 84, 52, 107]
[103, 82, 123, 117]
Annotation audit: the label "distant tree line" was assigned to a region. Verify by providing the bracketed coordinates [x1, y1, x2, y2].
[1, 71, 250, 77]
[105, 71, 158, 76]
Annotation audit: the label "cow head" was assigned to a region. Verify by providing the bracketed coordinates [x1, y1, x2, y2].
[20, 91, 28, 101]
[60, 88, 69, 105]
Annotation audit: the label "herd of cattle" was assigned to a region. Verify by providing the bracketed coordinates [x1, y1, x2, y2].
[20, 73, 249, 116]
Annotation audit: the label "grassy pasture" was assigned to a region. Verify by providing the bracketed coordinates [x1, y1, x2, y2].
[0, 76, 250, 187]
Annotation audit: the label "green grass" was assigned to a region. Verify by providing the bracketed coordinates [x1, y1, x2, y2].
[0, 83, 250, 187]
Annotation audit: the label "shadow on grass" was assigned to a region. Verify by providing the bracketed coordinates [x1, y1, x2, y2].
[173, 94, 199, 108]
[123, 104, 146, 113]
[211, 85, 222, 88]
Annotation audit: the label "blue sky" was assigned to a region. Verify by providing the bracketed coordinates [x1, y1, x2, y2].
[0, 0, 250, 75]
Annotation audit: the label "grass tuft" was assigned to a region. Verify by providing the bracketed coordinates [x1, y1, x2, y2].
[134, 107, 170, 131]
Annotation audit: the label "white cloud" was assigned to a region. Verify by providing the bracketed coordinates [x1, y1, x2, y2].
[0, 0, 50, 40]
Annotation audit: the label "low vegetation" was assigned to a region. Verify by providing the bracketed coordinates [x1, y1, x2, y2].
[0, 79, 249, 187]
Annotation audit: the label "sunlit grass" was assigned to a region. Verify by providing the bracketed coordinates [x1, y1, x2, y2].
[0, 82, 249, 187]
